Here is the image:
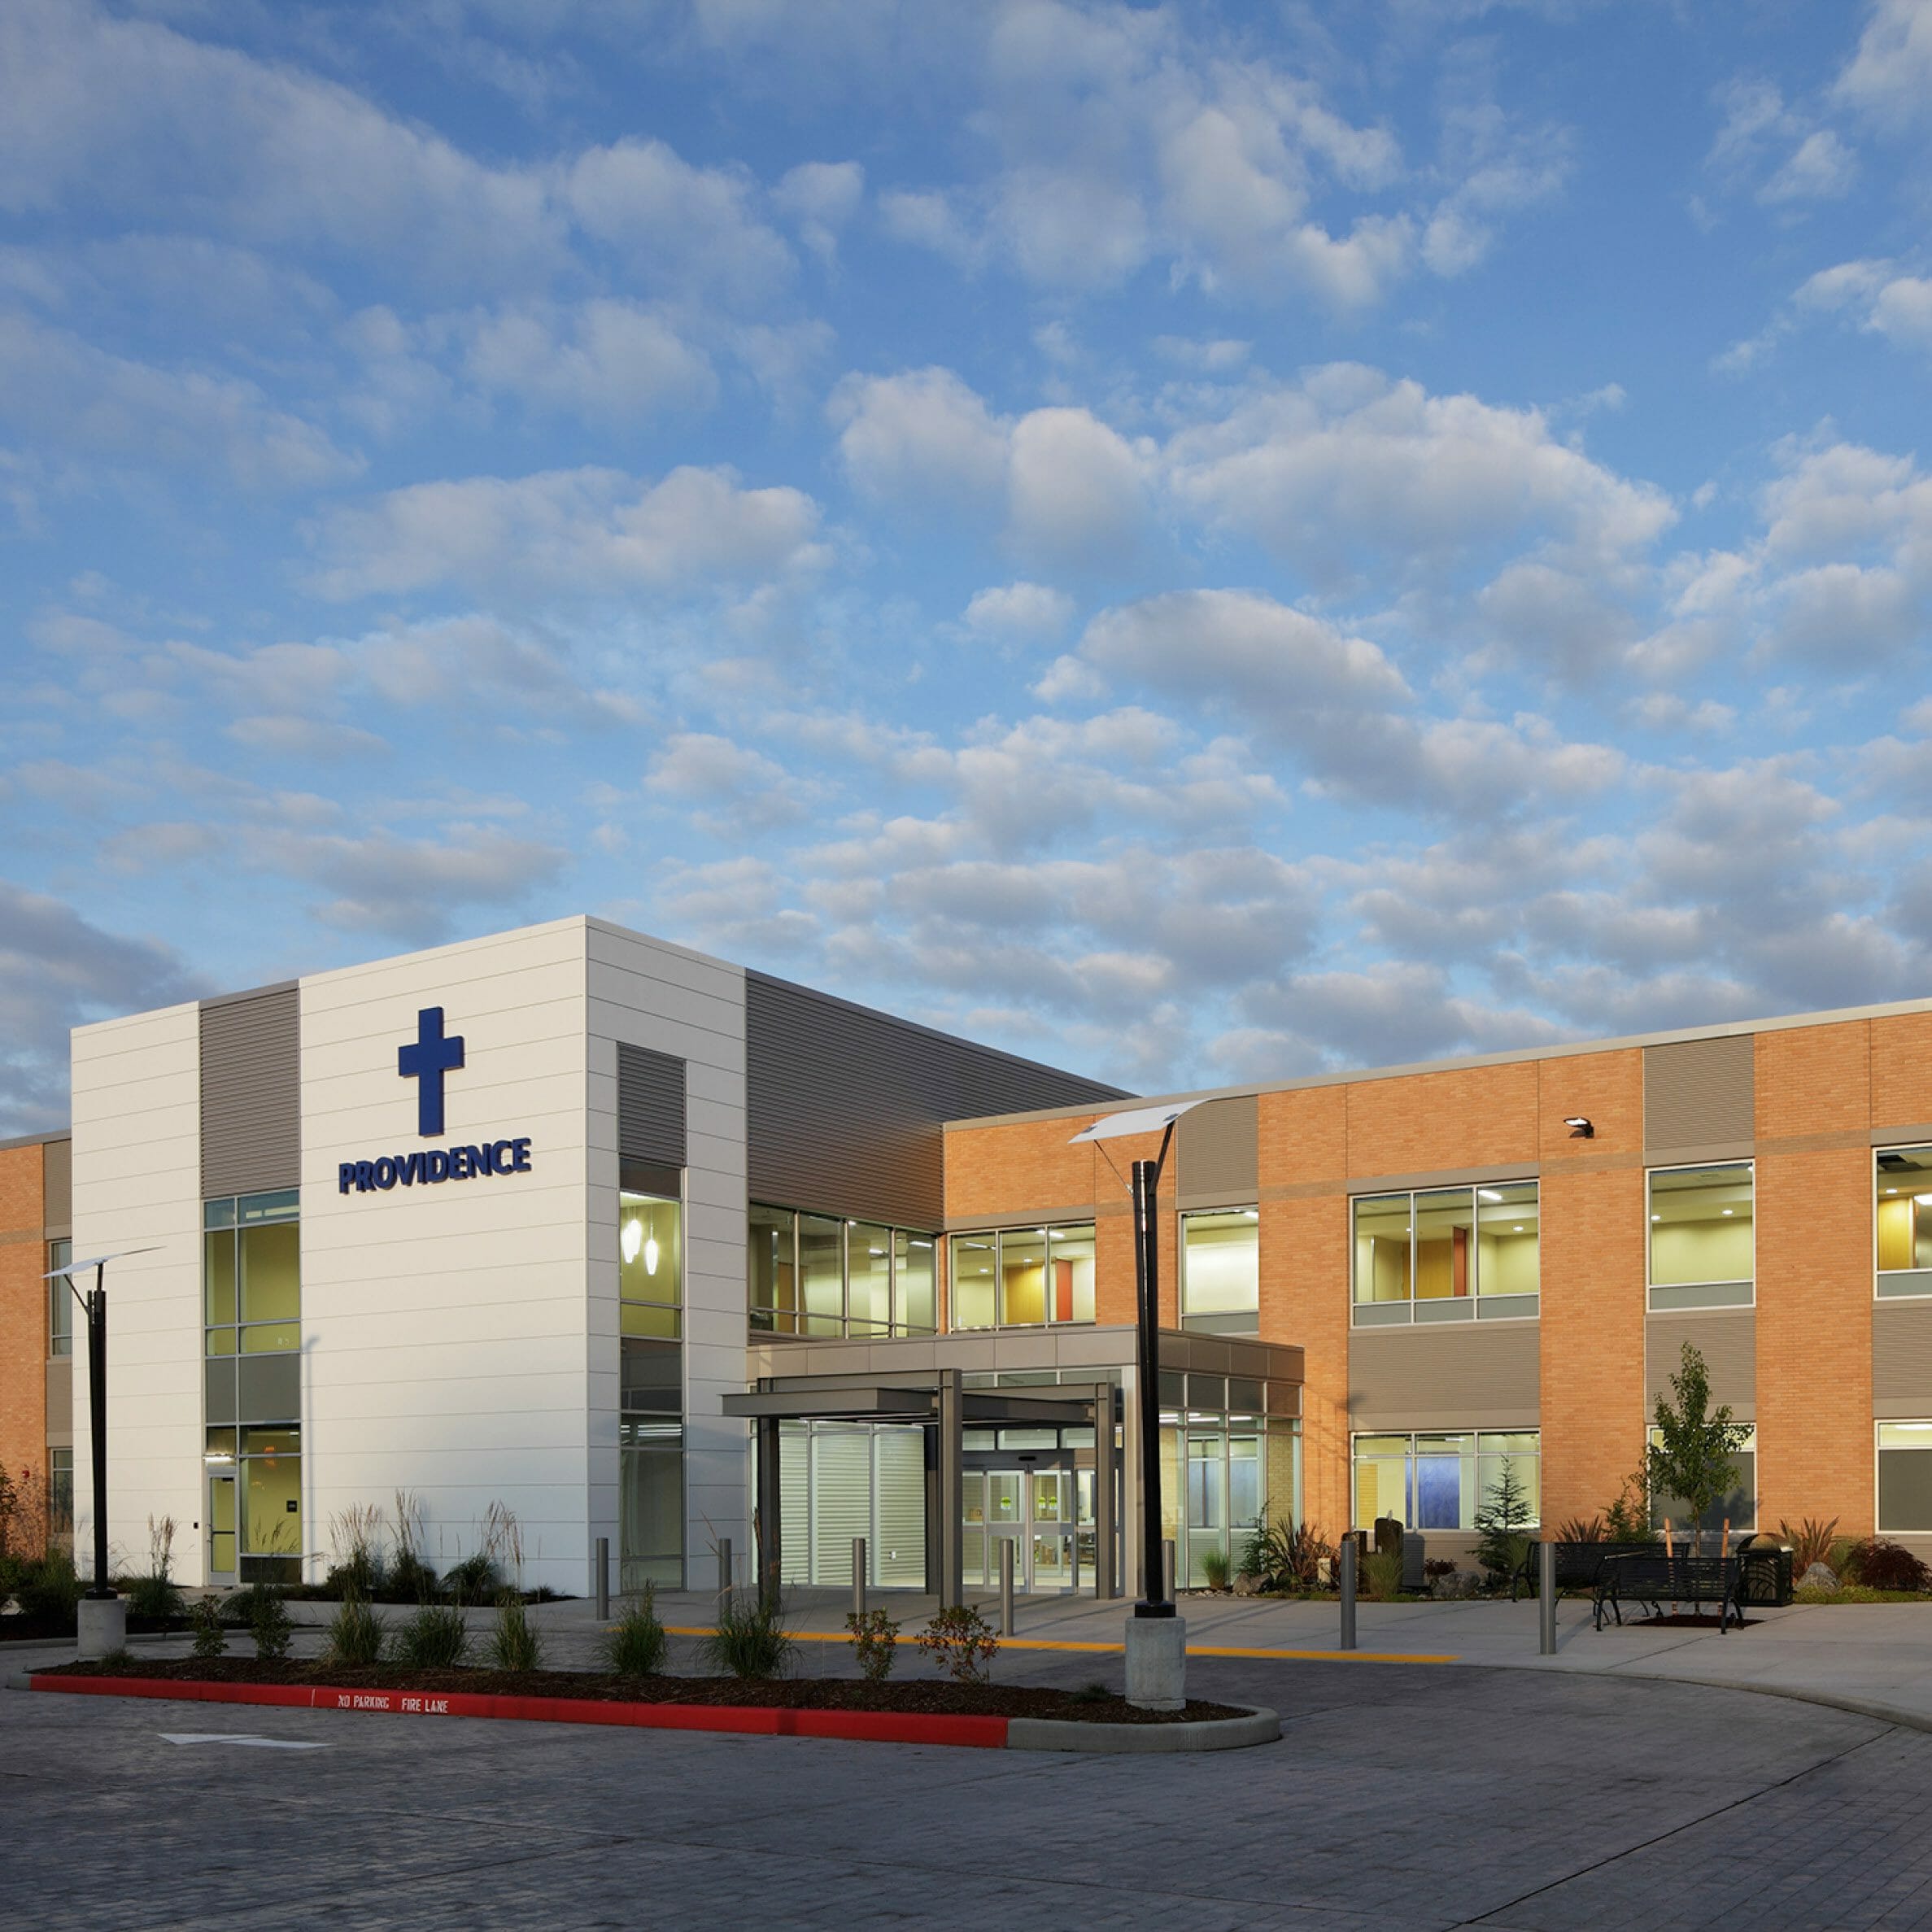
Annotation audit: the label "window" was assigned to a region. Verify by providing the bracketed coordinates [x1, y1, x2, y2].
[1878, 1422, 1932, 1533]
[48, 1238, 72, 1357]
[1350, 1184, 1539, 1326]
[1181, 1208, 1258, 1335]
[1351, 1431, 1541, 1530]
[946, 1224, 1095, 1330]
[1161, 1372, 1300, 1587]
[48, 1446, 72, 1534]
[1646, 1424, 1755, 1533]
[748, 1206, 940, 1337]
[1648, 1162, 1754, 1310]
[1876, 1149, 1932, 1298]
[204, 1191, 299, 1358]
[619, 1190, 682, 1337]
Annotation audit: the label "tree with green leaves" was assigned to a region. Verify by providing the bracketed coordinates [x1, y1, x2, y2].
[1646, 1342, 1749, 1550]
[1475, 1458, 1536, 1581]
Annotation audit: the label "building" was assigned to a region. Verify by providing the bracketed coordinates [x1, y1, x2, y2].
[0, 1127, 72, 1538]
[39, 912, 1932, 1596]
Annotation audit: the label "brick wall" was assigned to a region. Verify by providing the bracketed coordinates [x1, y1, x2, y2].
[1260, 1086, 1349, 1533]
[1756, 1023, 1874, 1534]
[0, 1142, 48, 1485]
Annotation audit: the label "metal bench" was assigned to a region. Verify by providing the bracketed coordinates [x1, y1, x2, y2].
[1511, 1540, 1661, 1602]
[1594, 1552, 1743, 1632]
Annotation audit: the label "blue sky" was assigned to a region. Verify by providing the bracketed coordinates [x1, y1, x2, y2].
[4, 0, 1932, 1132]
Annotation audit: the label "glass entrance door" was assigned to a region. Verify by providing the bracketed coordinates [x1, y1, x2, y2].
[964, 1468, 1075, 1594]
[208, 1473, 237, 1584]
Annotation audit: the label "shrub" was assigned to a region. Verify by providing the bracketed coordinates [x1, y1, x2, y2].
[1364, 1546, 1405, 1601]
[486, 1595, 543, 1673]
[395, 1602, 470, 1669]
[325, 1502, 385, 1599]
[324, 1590, 386, 1668]
[603, 1587, 669, 1679]
[250, 1588, 294, 1663]
[443, 1553, 499, 1605]
[1556, 1515, 1607, 1544]
[124, 1572, 186, 1623]
[701, 1588, 796, 1681]
[387, 1549, 439, 1605]
[1826, 1535, 1858, 1580]
[1778, 1516, 1841, 1576]
[1424, 1557, 1457, 1582]
[189, 1596, 226, 1662]
[918, 1603, 998, 1686]
[846, 1607, 899, 1684]
[1844, 1537, 1932, 1593]
[1201, 1547, 1232, 1591]
[18, 1548, 82, 1625]
[1239, 1516, 1335, 1593]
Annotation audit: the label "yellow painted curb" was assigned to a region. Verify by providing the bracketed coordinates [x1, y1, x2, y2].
[658, 1625, 1455, 1664]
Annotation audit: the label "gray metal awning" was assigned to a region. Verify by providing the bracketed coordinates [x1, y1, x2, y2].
[720, 1383, 1096, 1428]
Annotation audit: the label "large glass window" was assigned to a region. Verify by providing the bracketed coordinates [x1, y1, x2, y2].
[948, 1224, 1097, 1331]
[749, 1206, 940, 1338]
[1876, 1149, 1932, 1298]
[1647, 1424, 1755, 1533]
[1161, 1372, 1300, 1586]
[1648, 1163, 1754, 1310]
[48, 1446, 72, 1535]
[1878, 1422, 1932, 1533]
[1351, 1430, 1541, 1529]
[619, 1191, 682, 1337]
[1181, 1208, 1259, 1335]
[205, 1192, 300, 1358]
[240, 1424, 301, 1582]
[48, 1238, 72, 1357]
[1351, 1184, 1539, 1325]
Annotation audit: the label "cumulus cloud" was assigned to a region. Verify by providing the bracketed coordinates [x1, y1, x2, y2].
[307, 464, 827, 600]
[460, 299, 716, 421]
[1834, 0, 1932, 129]
[0, 881, 203, 1132]
[772, 160, 865, 260]
[962, 582, 1077, 643]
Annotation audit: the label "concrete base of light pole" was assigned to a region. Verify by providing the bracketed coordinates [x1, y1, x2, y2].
[77, 1595, 126, 1659]
[1124, 1611, 1187, 1712]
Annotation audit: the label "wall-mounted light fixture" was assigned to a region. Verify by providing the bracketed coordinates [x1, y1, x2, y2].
[1564, 1116, 1594, 1139]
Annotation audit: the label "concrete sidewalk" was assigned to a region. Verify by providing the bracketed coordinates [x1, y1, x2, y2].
[606, 1583, 1932, 1729]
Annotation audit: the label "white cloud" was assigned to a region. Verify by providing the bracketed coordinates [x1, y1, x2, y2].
[1834, 0, 1932, 129]
[0, 311, 360, 489]
[963, 582, 1077, 643]
[307, 464, 827, 600]
[1760, 129, 1858, 204]
[830, 366, 1010, 501]
[773, 160, 866, 260]
[460, 299, 716, 420]
[1006, 408, 1148, 566]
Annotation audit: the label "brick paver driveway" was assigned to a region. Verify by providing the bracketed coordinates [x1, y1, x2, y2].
[2, 1640, 1925, 1929]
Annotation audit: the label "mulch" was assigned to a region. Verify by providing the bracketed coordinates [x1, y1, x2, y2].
[33, 1654, 1244, 1725]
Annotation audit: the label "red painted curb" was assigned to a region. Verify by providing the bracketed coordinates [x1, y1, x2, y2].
[26, 1674, 1010, 1750]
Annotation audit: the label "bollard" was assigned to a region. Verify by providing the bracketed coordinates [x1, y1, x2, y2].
[1000, 1537, 1015, 1637]
[716, 1537, 731, 1603]
[595, 1536, 609, 1620]
[1162, 1537, 1176, 1603]
[1340, 1536, 1358, 1651]
[1539, 1539, 1557, 1656]
[853, 1537, 868, 1621]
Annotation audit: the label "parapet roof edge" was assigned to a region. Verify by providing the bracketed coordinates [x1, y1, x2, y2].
[943, 988, 1932, 1132]
[0, 1126, 72, 1153]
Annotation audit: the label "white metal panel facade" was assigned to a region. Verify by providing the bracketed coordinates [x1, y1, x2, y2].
[69, 1000, 203, 1583]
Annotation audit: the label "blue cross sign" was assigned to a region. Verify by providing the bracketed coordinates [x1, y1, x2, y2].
[397, 1006, 464, 1137]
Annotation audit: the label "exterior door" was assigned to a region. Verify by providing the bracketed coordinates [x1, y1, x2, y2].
[207, 1473, 237, 1585]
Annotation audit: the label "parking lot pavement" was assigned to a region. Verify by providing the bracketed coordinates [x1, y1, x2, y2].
[9, 1638, 1932, 1930]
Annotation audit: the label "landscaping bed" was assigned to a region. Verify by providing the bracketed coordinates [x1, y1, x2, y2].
[28, 1653, 1244, 1725]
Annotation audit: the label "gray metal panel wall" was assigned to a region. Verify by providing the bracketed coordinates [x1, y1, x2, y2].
[200, 986, 299, 1199]
[617, 1042, 687, 1167]
[1177, 1095, 1258, 1203]
[1348, 1323, 1541, 1432]
[746, 971, 1127, 1231]
[1874, 1302, 1932, 1414]
[1646, 1311, 1755, 1414]
[41, 1136, 71, 1232]
[45, 1361, 72, 1441]
[1644, 1035, 1755, 1154]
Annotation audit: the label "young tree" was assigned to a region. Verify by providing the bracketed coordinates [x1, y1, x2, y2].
[1475, 1459, 1536, 1581]
[1646, 1342, 1749, 1550]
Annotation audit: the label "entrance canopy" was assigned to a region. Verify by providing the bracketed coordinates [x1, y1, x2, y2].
[722, 1381, 1094, 1428]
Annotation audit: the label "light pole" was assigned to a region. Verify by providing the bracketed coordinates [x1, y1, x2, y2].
[1069, 1101, 1199, 1708]
[44, 1248, 155, 1656]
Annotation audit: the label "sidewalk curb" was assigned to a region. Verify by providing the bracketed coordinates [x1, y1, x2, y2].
[5, 1672, 1279, 1752]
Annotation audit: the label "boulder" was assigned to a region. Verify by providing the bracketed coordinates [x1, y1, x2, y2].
[1799, 1562, 1838, 1592]
[1433, 1569, 1481, 1600]
[1232, 1572, 1261, 1597]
